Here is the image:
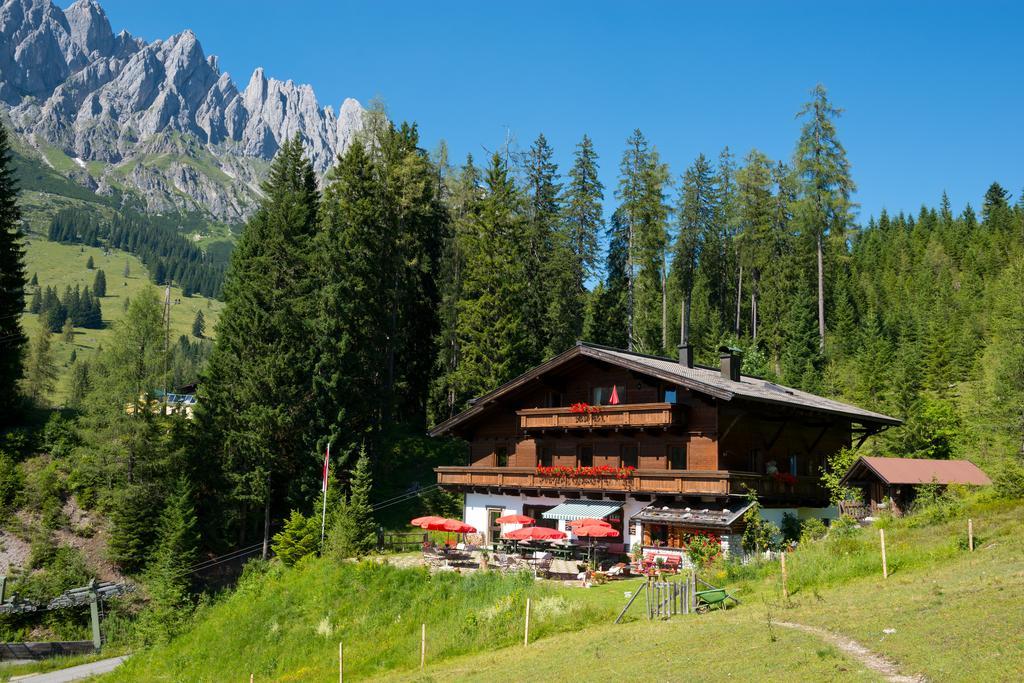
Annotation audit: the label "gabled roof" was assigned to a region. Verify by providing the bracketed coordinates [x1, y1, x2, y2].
[430, 342, 901, 436]
[632, 497, 754, 530]
[840, 456, 992, 486]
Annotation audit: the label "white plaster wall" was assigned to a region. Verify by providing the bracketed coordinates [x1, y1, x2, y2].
[759, 505, 839, 527]
[463, 492, 651, 548]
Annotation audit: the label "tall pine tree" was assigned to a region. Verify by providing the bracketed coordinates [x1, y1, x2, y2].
[198, 135, 320, 551]
[794, 84, 856, 350]
[0, 123, 25, 421]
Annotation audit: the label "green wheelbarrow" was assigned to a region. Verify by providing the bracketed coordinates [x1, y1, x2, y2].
[695, 587, 736, 612]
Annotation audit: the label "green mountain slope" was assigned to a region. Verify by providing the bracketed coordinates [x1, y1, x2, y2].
[22, 237, 224, 402]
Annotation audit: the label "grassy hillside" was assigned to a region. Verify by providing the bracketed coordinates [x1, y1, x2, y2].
[382, 499, 1023, 682]
[21, 236, 224, 401]
[101, 497, 1024, 682]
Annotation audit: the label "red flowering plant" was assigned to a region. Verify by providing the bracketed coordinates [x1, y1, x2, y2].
[681, 530, 722, 567]
[569, 402, 602, 415]
[772, 472, 798, 486]
[536, 465, 636, 479]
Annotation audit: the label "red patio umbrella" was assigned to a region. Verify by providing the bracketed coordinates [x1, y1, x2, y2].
[567, 517, 612, 529]
[504, 526, 567, 541]
[410, 516, 447, 528]
[495, 514, 535, 525]
[573, 524, 620, 567]
[441, 519, 477, 533]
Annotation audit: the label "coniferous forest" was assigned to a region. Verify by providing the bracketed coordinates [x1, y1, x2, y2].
[0, 86, 1023, 645]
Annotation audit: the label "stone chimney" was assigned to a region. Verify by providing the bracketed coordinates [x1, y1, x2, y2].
[678, 299, 693, 368]
[718, 346, 742, 382]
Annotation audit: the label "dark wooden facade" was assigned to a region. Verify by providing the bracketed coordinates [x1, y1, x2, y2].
[434, 351, 866, 507]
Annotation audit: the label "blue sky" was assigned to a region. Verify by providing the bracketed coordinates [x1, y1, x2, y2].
[97, 0, 1023, 224]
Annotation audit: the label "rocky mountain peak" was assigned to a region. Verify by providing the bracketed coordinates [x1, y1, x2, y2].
[0, 0, 366, 221]
[64, 0, 113, 57]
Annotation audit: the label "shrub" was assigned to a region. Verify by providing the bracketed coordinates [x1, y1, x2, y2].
[907, 484, 966, 527]
[0, 451, 23, 511]
[272, 511, 320, 567]
[827, 514, 859, 539]
[799, 518, 828, 543]
[741, 496, 781, 554]
[681, 531, 723, 567]
[780, 512, 802, 543]
[21, 457, 67, 529]
[41, 413, 79, 458]
[992, 460, 1024, 500]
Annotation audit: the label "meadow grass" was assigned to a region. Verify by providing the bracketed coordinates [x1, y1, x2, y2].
[21, 236, 223, 401]
[97, 498, 1023, 682]
[104, 560, 606, 682]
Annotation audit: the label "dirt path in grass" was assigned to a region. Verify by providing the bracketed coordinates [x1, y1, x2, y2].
[776, 621, 926, 682]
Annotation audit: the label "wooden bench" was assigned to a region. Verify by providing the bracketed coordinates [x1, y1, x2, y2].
[641, 552, 683, 572]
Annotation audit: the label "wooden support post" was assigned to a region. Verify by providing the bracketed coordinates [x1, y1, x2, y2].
[780, 552, 788, 599]
[968, 519, 974, 552]
[880, 528, 888, 579]
[88, 581, 101, 653]
[524, 598, 531, 646]
[420, 623, 426, 669]
[339, 642, 343, 683]
[614, 580, 647, 624]
[249, 675, 254, 683]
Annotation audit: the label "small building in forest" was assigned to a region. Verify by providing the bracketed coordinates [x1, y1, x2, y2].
[839, 456, 992, 517]
[429, 341, 902, 558]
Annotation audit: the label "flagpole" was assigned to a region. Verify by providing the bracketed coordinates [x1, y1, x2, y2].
[321, 441, 331, 549]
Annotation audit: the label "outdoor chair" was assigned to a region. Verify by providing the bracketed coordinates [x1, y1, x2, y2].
[532, 552, 554, 579]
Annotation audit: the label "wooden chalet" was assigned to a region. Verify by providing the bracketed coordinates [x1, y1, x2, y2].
[430, 342, 901, 557]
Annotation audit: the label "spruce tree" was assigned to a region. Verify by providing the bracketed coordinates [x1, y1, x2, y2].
[21, 328, 58, 405]
[93, 269, 106, 297]
[671, 154, 716, 350]
[794, 84, 856, 350]
[62, 316, 74, 342]
[139, 477, 199, 642]
[0, 122, 26, 420]
[429, 155, 480, 423]
[316, 113, 445, 453]
[552, 134, 603, 355]
[191, 310, 205, 338]
[28, 287, 41, 314]
[86, 255, 94, 270]
[199, 135, 320, 552]
[589, 208, 630, 348]
[449, 152, 532, 401]
[329, 446, 376, 557]
[616, 129, 671, 353]
[523, 133, 563, 358]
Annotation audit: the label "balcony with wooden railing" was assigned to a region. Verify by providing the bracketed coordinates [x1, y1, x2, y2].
[436, 465, 823, 501]
[516, 402, 681, 432]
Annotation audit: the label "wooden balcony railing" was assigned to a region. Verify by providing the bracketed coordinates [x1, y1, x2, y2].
[436, 466, 824, 501]
[516, 402, 681, 431]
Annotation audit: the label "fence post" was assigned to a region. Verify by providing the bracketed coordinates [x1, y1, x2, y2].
[780, 551, 788, 599]
[968, 519, 974, 552]
[420, 623, 426, 669]
[339, 641, 343, 683]
[524, 597, 531, 646]
[880, 528, 888, 579]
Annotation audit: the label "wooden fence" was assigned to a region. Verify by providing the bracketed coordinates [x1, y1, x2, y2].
[377, 530, 428, 553]
[0, 641, 95, 660]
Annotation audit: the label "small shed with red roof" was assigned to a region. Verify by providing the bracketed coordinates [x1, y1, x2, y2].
[840, 456, 991, 515]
